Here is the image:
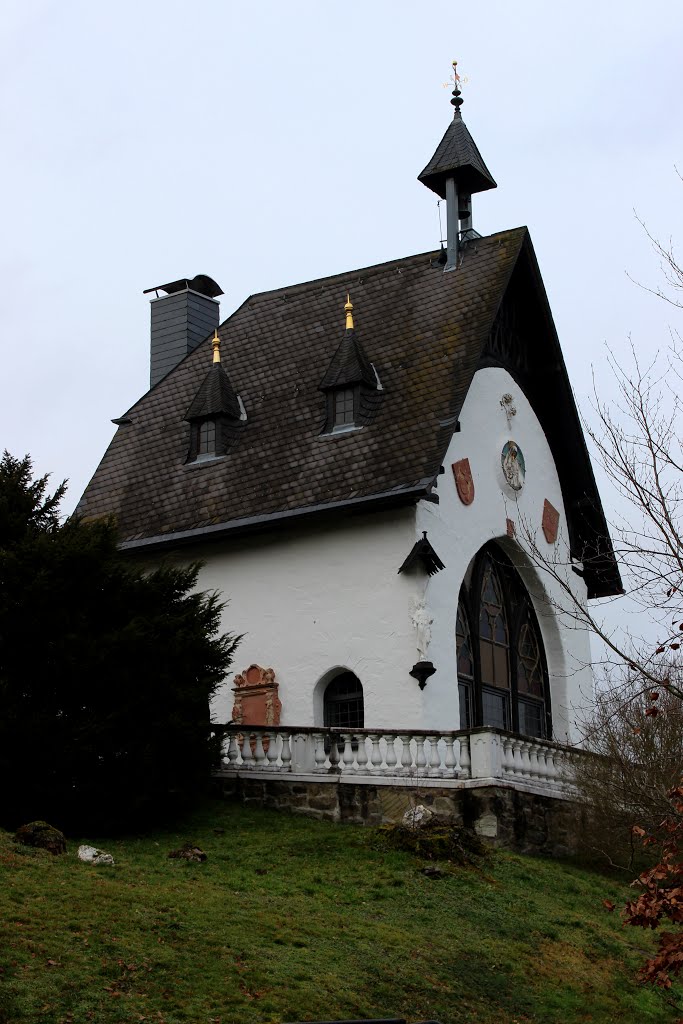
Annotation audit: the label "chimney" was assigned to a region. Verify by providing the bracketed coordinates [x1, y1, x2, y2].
[144, 274, 224, 389]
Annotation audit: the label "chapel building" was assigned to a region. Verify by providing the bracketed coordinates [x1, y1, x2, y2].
[77, 68, 621, 825]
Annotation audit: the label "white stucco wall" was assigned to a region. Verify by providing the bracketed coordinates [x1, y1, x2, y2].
[416, 366, 594, 745]
[185, 509, 425, 728]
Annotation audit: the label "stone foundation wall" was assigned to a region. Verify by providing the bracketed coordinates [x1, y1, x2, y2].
[214, 776, 580, 858]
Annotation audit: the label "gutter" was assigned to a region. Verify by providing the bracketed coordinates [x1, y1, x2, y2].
[119, 478, 438, 554]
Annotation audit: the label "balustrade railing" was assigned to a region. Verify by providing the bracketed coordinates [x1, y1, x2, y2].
[211, 725, 579, 795]
[213, 726, 467, 779]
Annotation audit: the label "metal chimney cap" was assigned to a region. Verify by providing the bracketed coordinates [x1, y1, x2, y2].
[143, 274, 223, 299]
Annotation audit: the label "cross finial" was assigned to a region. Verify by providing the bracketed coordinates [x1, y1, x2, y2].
[450, 59, 463, 118]
[212, 328, 221, 364]
[344, 293, 354, 331]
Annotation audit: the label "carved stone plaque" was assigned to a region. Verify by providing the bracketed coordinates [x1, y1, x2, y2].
[452, 458, 475, 505]
[231, 664, 282, 727]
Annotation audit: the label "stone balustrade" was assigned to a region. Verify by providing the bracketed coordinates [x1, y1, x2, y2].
[211, 725, 578, 797]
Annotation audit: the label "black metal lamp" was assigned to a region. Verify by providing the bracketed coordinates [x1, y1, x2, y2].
[409, 661, 436, 690]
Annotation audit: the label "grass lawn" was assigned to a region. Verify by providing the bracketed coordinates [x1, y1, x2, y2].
[1, 799, 680, 1024]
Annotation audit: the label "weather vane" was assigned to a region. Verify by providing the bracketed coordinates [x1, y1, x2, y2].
[442, 59, 469, 90]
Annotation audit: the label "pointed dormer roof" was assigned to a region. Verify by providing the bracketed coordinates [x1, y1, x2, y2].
[418, 61, 497, 200]
[184, 330, 241, 421]
[319, 295, 377, 391]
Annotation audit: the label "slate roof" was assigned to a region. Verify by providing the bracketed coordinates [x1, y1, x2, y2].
[418, 114, 497, 199]
[77, 226, 621, 596]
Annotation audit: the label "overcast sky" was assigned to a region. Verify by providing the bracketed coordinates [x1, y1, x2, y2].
[2, 0, 681, 537]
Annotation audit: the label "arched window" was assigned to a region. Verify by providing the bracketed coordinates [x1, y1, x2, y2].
[323, 672, 364, 730]
[456, 546, 550, 738]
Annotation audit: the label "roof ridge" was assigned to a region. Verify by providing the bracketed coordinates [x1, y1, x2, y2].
[238, 227, 528, 308]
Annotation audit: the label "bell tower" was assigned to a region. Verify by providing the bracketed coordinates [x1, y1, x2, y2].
[418, 62, 497, 271]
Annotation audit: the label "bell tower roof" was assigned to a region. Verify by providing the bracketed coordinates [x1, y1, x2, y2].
[418, 62, 497, 200]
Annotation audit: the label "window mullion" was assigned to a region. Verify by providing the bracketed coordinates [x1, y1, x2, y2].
[509, 597, 523, 735]
[469, 574, 484, 729]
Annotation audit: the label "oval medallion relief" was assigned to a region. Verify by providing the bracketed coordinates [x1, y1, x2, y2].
[501, 440, 525, 491]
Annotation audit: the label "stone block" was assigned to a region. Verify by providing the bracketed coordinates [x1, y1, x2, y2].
[308, 794, 339, 811]
[432, 796, 459, 818]
[474, 813, 498, 839]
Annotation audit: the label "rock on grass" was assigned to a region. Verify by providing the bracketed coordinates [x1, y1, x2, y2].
[14, 821, 66, 856]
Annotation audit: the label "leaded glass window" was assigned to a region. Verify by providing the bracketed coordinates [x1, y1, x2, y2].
[517, 618, 544, 698]
[456, 601, 474, 729]
[455, 546, 550, 738]
[478, 558, 510, 690]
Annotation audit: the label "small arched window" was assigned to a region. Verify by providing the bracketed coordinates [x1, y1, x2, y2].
[323, 672, 364, 730]
[456, 546, 550, 738]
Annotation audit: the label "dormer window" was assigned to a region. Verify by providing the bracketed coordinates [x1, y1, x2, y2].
[333, 387, 357, 429]
[319, 295, 383, 436]
[184, 330, 245, 464]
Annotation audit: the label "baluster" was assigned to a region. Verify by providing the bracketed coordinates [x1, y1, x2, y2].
[226, 732, 239, 768]
[241, 732, 255, 767]
[399, 734, 413, 774]
[520, 741, 532, 778]
[501, 736, 515, 777]
[543, 747, 557, 785]
[384, 733, 397, 775]
[313, 732, 327, 772]
[253, 732, 267, 767]
[328, 734, 340, 771]
[553, 750, 566, 790]
[458, 736, 471, 776]
[415, 735, 426, 774]
[428, 735, 442, 777]
[369, 734, 382, 772]
[280, 732, 292, 772]
[563, 751, 574, 792]
[444, 735, 457, 776]
[534, 745, 547, 783]
[355, 734, 369, 773]
[536, 743, 549, 782]
[266, 732, 280, 770]
[527, 742, 540, 780]
[512, 739, 524, 777]
[341, 734, 355, 772]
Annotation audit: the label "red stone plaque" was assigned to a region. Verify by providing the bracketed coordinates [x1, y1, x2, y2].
[452, 458, 475, 506]
[231, 664, 282, 727]
[542, 499, 560, 544]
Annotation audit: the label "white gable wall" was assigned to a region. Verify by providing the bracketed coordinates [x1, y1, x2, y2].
[416, 366, 594, 745]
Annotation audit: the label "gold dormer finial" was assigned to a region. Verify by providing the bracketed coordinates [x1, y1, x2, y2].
[344, 293, 354, 331]
[212, 329, 221, 364]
